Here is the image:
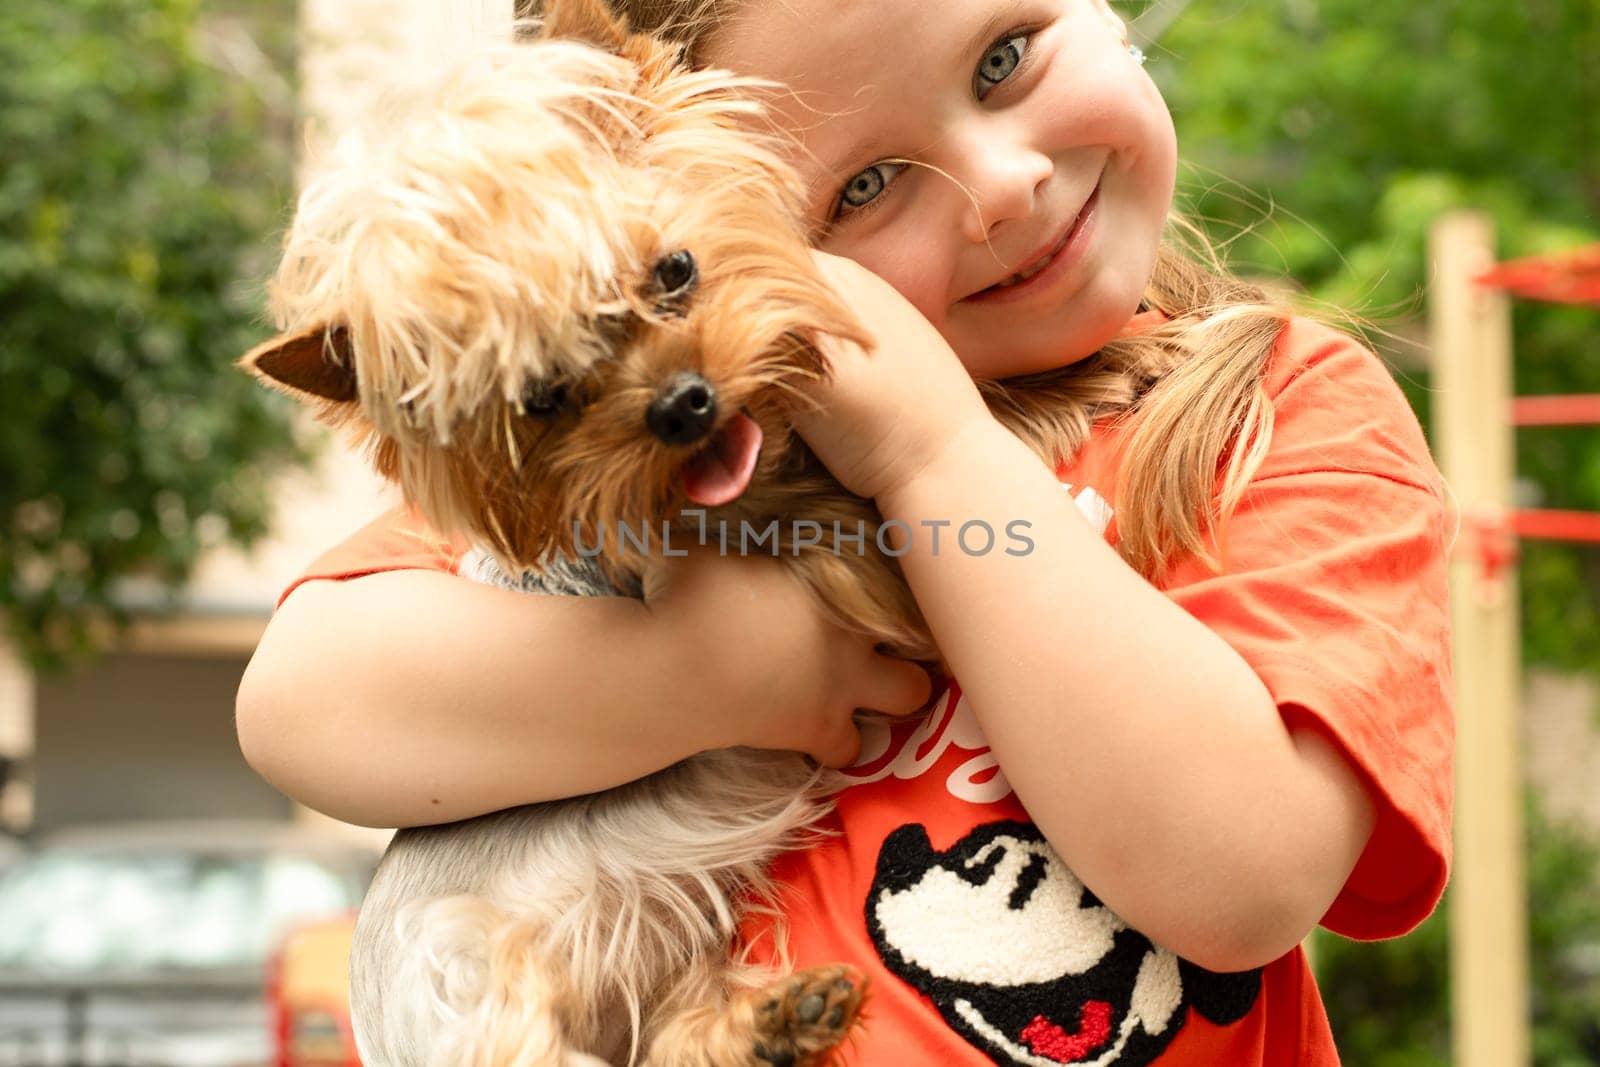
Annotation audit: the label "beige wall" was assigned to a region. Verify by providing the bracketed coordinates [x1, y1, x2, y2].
[31, 653, 292, 834]
[0, 639, 34, 830]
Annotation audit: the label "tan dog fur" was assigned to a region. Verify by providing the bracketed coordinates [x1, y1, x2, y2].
[241, 2, 962, 1064]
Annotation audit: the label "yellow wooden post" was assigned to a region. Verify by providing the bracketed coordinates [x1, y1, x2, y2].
[1429, 211, 1530, 1067]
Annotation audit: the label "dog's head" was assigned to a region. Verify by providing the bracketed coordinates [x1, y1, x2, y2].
[243, 0, 864, 571]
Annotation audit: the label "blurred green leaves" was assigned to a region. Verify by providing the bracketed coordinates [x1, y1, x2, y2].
[1130, 0, 1600, 680]
[1313, 794, 1600, 1065]
[0, 0, 306, 669]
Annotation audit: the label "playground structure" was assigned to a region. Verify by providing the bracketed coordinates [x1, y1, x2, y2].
[1431, 212, 1600, 1067]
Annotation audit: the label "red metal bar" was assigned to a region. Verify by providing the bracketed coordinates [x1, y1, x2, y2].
[1510, 509, 1600, 544]
[1510, 395, 1600, 427]
[1453, 509, 1600, 586]
[1476, 244, 1600, 306]
[1457, 508, 1520, 585]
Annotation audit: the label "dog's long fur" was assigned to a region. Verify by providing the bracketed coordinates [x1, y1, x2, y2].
[243, 0, 1145, 1056]
[354, 733, 837, 1065]
[245, 4, 946, 1064]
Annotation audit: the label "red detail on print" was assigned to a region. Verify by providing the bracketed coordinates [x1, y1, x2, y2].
[967, 763, 1003, 787]
[914, 695, 958, 762]
[839, 679, 967, 781]
[841, 742, 898, 781]
[1020, 1002, 1114, 1063]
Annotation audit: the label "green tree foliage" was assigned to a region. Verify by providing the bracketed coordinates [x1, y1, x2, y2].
[1133, 0, 1600, 676]
[1313, 795, 1600, 1066]
[0, 0, 306, 668]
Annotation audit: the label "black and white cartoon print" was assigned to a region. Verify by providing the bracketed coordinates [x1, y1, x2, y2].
[867, 821, 1263, 1066]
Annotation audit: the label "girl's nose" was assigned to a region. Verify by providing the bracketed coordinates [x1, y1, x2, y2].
[957, 133, 1053, 245]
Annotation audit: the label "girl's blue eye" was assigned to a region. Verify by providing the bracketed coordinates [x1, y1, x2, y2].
[836, 161, 907, 218]
[830, 30, 1033, 224]
[976, 35, 1029, 99]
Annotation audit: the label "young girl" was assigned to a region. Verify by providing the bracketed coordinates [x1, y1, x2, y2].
[236, 1, 1456, 1063]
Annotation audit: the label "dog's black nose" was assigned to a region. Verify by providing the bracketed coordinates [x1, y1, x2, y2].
[647, 372, 718, 446]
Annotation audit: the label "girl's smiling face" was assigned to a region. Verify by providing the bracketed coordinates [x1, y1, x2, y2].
[702, 0, 1178, 379]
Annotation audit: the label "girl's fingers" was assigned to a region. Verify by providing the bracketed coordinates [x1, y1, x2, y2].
[813, 721, 863, 769]
[861, 652, 938, 717]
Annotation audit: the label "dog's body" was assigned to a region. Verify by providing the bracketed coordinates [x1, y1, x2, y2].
[355, 710, 838, 1067]
[245, 3, 939, 1063]
[244, 0, 1104, 1059]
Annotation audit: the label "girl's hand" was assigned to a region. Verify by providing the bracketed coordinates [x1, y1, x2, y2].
[794, 251, 994, 502]
[642, 542, 934, 767]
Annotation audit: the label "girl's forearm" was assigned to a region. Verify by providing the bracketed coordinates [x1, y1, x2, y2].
[874, 419, 1375, 973]
[236, 570, 719, 828]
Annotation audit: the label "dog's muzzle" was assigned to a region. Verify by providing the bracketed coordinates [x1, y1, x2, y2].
[647, 371, 718, 446]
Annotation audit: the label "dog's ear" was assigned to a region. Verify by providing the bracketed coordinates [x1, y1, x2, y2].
[239, 324, 358, 404]
[536, 0, 629, 50]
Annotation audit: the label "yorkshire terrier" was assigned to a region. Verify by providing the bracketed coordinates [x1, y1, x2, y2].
[243, 1, 997, 1064]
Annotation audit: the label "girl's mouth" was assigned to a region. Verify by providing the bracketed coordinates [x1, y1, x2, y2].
[965, 182, 1102, 305]
[997, 223, 1078, 288]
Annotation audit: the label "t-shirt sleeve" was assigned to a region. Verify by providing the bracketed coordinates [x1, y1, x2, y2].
[276, 506, 467, 610]
[1157, 317, 1456, 941]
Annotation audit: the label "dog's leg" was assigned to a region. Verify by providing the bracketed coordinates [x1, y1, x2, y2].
[643, 964, 867, 1067]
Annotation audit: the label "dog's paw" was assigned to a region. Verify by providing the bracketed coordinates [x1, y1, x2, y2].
[747, 965, 867, 1067]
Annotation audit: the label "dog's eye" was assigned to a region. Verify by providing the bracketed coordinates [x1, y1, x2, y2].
[651, 250, 698, 303]
[520, 379, 572, 417]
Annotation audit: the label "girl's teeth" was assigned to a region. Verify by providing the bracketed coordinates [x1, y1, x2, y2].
[999, 251, 1055, 288]
[996, 223, 1076, 288]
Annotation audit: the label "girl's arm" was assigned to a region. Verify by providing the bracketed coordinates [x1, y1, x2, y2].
[874, 422, 1375, 974]
[236, 545, 932, 828]
[794, 254, 1377, 975]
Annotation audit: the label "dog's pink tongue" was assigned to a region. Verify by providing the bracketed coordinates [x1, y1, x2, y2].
[682, 412, 763, 506]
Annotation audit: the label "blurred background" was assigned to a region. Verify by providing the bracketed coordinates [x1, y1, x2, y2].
[0, 0, 1595, 1063]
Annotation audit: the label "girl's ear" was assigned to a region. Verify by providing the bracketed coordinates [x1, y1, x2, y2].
[239, 324, 358, 404]
[538, 0, 629, 50]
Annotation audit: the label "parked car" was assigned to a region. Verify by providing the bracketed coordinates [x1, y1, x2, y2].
[0, 821, 380, 1067]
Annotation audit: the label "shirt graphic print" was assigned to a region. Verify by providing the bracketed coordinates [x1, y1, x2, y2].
[845, 483, 1263, 1066]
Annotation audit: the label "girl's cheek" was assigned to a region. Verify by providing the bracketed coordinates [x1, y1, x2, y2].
[833, 234, 955, 327]
[1026, 44, 1168, 157]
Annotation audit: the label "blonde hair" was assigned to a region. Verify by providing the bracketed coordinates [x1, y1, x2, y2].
[520, 0, 1291, 586]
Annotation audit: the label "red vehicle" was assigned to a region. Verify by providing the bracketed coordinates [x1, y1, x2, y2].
[267, 912, 363, 1067]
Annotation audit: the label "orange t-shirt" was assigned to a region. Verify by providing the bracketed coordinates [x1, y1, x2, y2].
[283, 313, 1455, 1066]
